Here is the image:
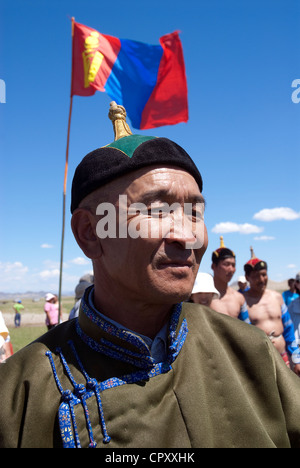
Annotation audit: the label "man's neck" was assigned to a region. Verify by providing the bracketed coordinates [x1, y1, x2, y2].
[92, 285, 173, 340]
[214, 277, 228, 298]
[247, 287, 266, 300]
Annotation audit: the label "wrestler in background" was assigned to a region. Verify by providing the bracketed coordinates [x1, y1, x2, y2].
[210, 237, 250, 323]
[243, 248, 300, 376]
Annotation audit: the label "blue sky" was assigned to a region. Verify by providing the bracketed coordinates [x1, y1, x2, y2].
[0, 0, 299, 293]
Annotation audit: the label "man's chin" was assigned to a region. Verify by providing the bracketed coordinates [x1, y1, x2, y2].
[159, 289, 192, 305]
[150, 274, 195, 304]
[256, 284, 267, 293]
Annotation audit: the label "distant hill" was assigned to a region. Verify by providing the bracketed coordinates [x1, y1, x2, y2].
[266, 280, 289, 292]
[0, 291, 74, 301]
[0, 279, 290, 301]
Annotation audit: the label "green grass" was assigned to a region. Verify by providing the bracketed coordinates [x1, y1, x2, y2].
[0, 296, 75, 316]
[9, 326, 47, 353]
[1, 296, 75, 353]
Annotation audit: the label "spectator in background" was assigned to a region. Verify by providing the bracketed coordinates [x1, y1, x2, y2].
[69, 274, 94, 320]
[44, 293, 59, 330]
[282, 278, 299, 307]
[288, 274, 300, 342]
[13, 300, 24, 327]
[237, 275, 249, 293]
[190, 271, 220, 307]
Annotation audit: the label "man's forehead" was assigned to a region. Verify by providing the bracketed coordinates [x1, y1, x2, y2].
[129, 165, 201, 183]
[118, 165, 203, 198]
[219, 257, 236, 265]
[101, 163, 196, 186]
[250, 268, 268, 275]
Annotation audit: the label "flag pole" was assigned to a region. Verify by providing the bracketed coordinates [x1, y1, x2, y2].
[58, 17, 75, 323]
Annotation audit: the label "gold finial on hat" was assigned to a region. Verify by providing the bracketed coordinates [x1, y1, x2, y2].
[250, 246, 256, 259]
[220, 236, 225, 248]
[108, 101, 132, 141]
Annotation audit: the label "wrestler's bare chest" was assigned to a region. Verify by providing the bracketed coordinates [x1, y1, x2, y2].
[211, 289, 241, 318]
[245, 292, 283, 334]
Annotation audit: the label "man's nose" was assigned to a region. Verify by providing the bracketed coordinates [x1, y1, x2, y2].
[165, 211, 203, 249]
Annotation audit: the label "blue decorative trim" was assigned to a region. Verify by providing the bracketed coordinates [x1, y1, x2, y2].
[45, 300, 188, 447]
[46, 351, 81, 448]
[67, 340, 111, 444]
[75, 321, 155, 370]
[81, 296, 151, 356]
[78, 296, 185, 370]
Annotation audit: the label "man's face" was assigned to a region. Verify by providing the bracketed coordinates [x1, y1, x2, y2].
[191, 292, 214, 307]
[247, 269, 268, 294]
[95, 166, 208, 305]
[212, 257, 236, 284]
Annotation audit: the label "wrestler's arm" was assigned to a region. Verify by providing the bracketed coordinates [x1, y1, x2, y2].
[238, 296, 251, 324]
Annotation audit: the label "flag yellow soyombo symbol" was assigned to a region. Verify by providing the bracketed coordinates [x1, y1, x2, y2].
[82, 31, 104, 88]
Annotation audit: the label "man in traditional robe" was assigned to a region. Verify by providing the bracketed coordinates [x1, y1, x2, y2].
[1, 103, 300, 448]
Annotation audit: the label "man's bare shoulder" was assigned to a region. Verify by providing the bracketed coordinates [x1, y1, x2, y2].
[258, 288, 282, 301]
[244, 288, 269, 300]
[243, 288, 282, 309]
[268, 289, 284, 304]
[228, 287, 245, 305]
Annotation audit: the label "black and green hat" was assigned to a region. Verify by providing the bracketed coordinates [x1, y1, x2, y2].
[71, 102, 203, 213]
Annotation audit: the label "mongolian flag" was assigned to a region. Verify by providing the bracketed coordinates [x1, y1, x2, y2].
[71, 21, 188, 129]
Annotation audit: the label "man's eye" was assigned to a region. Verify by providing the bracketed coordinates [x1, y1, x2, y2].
[183, 202, 205, 221]
[192, 210, 203, 220]
[149, 203, 170, 217]
[187, 209, 204, 222]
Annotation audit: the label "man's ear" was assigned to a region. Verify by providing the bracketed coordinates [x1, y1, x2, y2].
[71, 209, 102, 259]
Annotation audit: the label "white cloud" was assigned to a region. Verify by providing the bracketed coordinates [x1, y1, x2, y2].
[253, 235, 275, 241]
[287, 264, 297, 269]
[41, 243, 54, 249]
[39, 269, 60, 279]
[70, 257, 90, 266]
[253, 207, 300, 222]
[0, 261, 30, 291]
[43, 260, 60, 269]
[212, 222, 264, 235]
[0, 261, 28, 277]
[0, 260, 88, 293]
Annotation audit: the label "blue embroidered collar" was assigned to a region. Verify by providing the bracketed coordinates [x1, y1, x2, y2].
[45, 288, 188, 447]
[76, 286, 188, 370]
[85, 286, 169, 363]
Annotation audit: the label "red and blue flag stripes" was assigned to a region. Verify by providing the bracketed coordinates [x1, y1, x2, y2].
[71, 22, 188, 129]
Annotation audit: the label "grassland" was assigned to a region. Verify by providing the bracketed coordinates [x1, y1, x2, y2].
[0, 296, 74, 316]
[9, 326, 47, 352]
[1, 296, 75, 353]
